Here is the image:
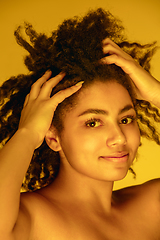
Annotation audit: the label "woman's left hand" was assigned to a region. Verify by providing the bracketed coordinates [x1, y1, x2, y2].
[101, 38, 160, 108]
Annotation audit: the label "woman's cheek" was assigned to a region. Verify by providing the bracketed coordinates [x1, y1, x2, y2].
[127, 123, 141, 150]
[78, 132, 104, 154]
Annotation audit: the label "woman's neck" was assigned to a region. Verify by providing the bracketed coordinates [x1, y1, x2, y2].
[43, 162, 115, 214]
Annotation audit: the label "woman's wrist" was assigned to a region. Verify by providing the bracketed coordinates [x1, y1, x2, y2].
[146, 78, 160, 109]
[16, 128, 40, 151]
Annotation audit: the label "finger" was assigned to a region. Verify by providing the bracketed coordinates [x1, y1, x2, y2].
[100, 54, 127, 69]
[29, 70, 52, 100]
[100, 54, 134, 75]
[102, 38, 120, 49]
[103, 44, 129, 60]
[100, 54, 120, 65]
[50, 81, 84, 109]
[38, 72, 66, 98]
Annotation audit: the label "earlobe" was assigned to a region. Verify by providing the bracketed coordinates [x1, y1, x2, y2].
[45, 126, 62, 152]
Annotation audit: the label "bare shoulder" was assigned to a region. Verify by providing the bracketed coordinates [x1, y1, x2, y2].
[140, 178, 160, 197]
[12, 192, 32, 240]
[13, 190, 69, 240]
[117, 178, 160, 196]
[13, 191, 50, 240]
[136, 178, 160, 210]
[111, 179, 160, 239]
[114, 178, 160, 223]
[114, 178, 160, 204]
[13, 191, 45, 239]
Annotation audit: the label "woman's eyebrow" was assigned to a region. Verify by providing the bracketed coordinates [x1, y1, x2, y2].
[78, 104, 134, 117]
[119, 104, 135, 114]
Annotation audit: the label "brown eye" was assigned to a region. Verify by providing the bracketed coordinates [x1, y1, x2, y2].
[121, 116, 134, 125]
[86, 119, 102, 128]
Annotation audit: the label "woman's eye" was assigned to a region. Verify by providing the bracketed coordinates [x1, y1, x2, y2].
[85, 119, 102, 128]
[120, 116, 135, 125]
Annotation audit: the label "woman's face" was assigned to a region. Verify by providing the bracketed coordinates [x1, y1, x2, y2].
[58, 81, 140, 181]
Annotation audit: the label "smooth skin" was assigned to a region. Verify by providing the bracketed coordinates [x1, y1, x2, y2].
[0, 39, 160, 240]
[0, 71, 83, 239]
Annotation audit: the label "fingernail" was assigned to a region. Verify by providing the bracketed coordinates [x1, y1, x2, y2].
[45, 70, 51, 74]
[59, 72, 66, 76]
[75, 81, 84, 87]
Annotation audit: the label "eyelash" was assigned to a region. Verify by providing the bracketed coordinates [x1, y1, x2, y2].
[85, 118, 103, 128]
[120, 115, 136, 125]
[85, 115, 136, 128]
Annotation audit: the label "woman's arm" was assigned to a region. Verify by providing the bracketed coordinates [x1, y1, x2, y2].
[0, 129, 37, 239]
[0, 71, 83, 239]
[101, 38, 160, 108]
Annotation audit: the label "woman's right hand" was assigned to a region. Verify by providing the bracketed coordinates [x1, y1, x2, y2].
[18, 71, 83, 149]
[101, 38, 160, 107]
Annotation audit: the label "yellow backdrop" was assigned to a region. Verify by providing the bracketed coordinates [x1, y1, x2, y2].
[0, 0, 160, 190]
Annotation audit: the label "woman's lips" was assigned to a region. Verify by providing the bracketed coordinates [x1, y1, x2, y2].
[100, 153, 129, 163]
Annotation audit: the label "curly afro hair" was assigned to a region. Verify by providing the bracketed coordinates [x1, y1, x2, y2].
[0, 8, 160, 192]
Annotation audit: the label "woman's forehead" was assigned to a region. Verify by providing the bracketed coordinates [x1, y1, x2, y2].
[79, 81, 132, 101]
[70, 81, 134, 114]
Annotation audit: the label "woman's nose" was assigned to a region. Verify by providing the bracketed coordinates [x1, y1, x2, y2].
[106, 124, 127, 148]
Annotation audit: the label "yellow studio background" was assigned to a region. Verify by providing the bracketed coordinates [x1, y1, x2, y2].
[0, 0, 160, 190]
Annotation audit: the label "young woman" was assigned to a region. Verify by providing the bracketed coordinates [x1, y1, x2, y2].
[0, 8, 160, 240]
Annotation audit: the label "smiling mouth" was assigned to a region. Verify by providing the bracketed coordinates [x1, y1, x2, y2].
[100, 154, 129, 163]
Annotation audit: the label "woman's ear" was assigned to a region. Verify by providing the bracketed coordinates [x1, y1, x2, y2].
[45, 126, 62, 152]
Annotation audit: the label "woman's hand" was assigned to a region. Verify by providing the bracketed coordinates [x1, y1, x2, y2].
[101, 38, 160, 108]
[18, 71, 83, 148]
